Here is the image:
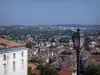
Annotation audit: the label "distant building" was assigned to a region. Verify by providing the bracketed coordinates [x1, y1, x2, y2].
[89, 41, 97, 48]
[68, 40, 73, 47]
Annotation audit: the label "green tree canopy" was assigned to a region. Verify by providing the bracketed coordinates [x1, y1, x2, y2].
[92, 52, 100, 55]
[28, 66, 33, 75]
[26, 42, 36, 49]
[59, 37, 69, 43]
[84, 37, 92, 51]
[84, 63, 100, 75]
[40, 65, 59, 75]
[60, 51, 72, 55]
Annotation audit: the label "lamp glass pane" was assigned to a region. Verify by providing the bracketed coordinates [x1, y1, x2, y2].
[73, 37, 80, 48]
[80, 34, 85, 47]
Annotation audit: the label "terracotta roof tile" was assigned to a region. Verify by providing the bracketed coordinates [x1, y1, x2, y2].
[32, 69, 74, 75]
[89, 55, 100, 59]
[88, 55, 100, 63]
[28, 63, 37, 69]
[59, 70, 72, 75]
[0, 38, 24, 47]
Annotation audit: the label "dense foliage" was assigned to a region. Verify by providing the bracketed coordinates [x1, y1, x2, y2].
[84, 63, 100, 75]
[60, 51, 72, 55]
[29, 58, 44, 64]
[59, 37, 71, 43]
[84, 37, 92, 51]
[0, 26, 73, 40]
[26, 42, 35, 49]
[92, 52, 100, 55]
[28, 66, 33, 75]
[40, 65, 59, 75]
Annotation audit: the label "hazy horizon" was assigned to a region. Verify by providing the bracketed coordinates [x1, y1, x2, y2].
[0, 0, 100, 25]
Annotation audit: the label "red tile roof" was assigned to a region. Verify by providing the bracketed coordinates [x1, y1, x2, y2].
[89, 55, 100, 59]
[59, 70, 72, 75]
[32, 69, 73, 75]
[28, 63, 37, 69]
[0, 38, 24, 47]
[88, 55, 100, 63]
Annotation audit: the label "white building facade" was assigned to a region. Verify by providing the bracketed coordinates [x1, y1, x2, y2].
[0, 46, 28, 75]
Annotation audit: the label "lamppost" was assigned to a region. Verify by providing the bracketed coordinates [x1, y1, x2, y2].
[72, 29, 84, 75]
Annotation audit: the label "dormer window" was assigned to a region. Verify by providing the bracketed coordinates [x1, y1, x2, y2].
[3, 63, 7, 74]
[13, 53, 15, 59]
[13, 61, 16, 71]
[22, 52, 23, 57]
[3, 55, 6, 60]
[21, 59, 24, 69]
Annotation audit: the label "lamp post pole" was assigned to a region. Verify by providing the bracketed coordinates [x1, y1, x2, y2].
[72, 29, 80, 75]
[77, 46, 80, 75]
[77, 29, 80, 75]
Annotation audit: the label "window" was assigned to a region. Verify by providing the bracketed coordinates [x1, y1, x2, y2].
[21, 59, 24, 69]
[13, 53, 15, 59]
[3, 63, 6, 74]
[3, 55, 6, 60]
[22, 52, 23, 57]
[13, 61, 15, 71]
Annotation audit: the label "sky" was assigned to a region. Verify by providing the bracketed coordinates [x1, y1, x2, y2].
[0, 0, 100, 25]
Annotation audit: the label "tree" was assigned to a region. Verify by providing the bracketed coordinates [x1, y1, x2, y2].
[84, 37, 91, 51]
[45, 67, 59, 75]
[92, 52, 100, 55]
[30, 58, 44, 65]
[40, 65, 48, 75]
[33, 73, 36, 75]
[26, 42, 36, 49]
[60, 51, 72, 55]
[49, 58, 52, 64]
[84, 63, 100, 75]
[59, 37, 69, 43]
[50, 38, 55, 42]
[28, 66, 33, 75]
[40, 65, 59, 75]
[26, 42, 33, 49]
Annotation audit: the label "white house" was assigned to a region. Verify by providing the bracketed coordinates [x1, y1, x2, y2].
[0, 46, 28, 75]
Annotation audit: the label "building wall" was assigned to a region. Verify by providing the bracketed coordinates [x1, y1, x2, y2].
[0, 49, 28, 75]
[72, 72, 77, 75]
